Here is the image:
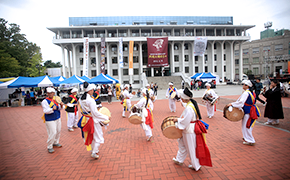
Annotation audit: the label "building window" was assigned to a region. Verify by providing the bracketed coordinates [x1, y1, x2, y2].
[224, 54, 226, 61]
[174, 44, 179, 50]
[214, 54, 217, 61]
[90, 45, 95, 52]
[263, 46, 270, 51]
[235, 69, 239, 74]
[252, 47, 259, 54]
[243, 58, 249, 64]
[91, 58, 96, 65]
[91, 70, 96, 77]
[214, 66, 217, 72]
[174, 55, 179, 62]
[224, 44, 226, 49]
[123, 57, 128, 64]
[80, 58, 83, 65]
[175, 67, 179, 72]
[204, 55, 208, 61]
[195, 56, 198, 62]
[253, 67, 259, 75]
[243, 68, 248, 74]
[185, 67, 189, 73]
[123, 69, 128, 75]
[214, 43, 216, 49]
[235, 59, 239, 64]
[134, 44, 138, 51]
[123, 44, 128, 51]
[185, 55, 189, 62]
[235, 50, 239, 56]
[205, 66, 208, 72]
[134, 68, 139, 75]
[224, 66, 226, 72]
[275, 44, 283, 51]
[112, 57, 118, 64]
[113, 69, 118, 76]
[134, 80, 140, 84]
[133, 56, 138, 63]
[79, 46, 83, 53]
[80, 70, 83, 76]
[253, 57, 259, 63]
[111, 45, 117, 52]
[243, 49, 249, 55]
[184, 43, 189, 50]
[195, 66, 199, 72]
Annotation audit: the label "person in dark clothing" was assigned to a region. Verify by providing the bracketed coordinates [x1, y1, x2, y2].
[262, 79, 284, 125]
[25, 90, 31, 105]
[154, 83, 158, 96]
[129, 84, 132, 94]
[254, 78, 266, 105]
[64, 88, 79, 131]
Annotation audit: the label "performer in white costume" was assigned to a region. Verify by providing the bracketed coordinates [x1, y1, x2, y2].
[122, 84, 134, 118]
[135, 89, 154, 141]
[78, 82, 110, 159]
[172, 88, 212, 171]
[166, 82, 178, 112]
[202, 83, 218, 118]
[146, 83, 157, 102]
[227, 80, 260, 146]
[65, 88, 79, 132]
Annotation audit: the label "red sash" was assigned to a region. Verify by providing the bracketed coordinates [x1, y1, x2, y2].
[46, 97, 59, 107]
[69, 95, 78, 115]
[82, 115, 94, 146]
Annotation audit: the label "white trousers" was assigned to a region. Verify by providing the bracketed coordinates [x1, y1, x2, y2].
[140, 124, 152, 138]
[175, 132, 201, 171]
[67, 111, 79, 128]
[122, 99, 132, 116]
[45, 118, 61, 149]
[168, 98, 176, 112]
[242, 114, 255, 143]
[206, 102, 214, 117]
[91, 120, 104, 154]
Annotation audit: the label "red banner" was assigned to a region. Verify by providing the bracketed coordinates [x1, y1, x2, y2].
[147, 37, 168, 67]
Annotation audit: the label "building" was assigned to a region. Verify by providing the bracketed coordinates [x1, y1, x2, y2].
[47, 16, 254, 87]
[235, 29, 290, 80]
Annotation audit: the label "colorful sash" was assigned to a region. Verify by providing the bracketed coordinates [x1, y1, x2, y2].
[69, 94, 78, 115]
[77, 106, 93, 151]
[244, 90, 260, 129]
[41, 97, 58, 123]
[168, 87, 176, 96]
[144, 97, 154, 128]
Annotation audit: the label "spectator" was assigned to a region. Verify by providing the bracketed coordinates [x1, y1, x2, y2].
[154, 83, 158, 96]
[25, 90, 31, 105]
[129, 84, 132, 93]
[107, 86, 113, 104]
[254, 78, 266, 105]
[190, 80, 194, 90]
[181, 80, 185, 89]
[30, 89, 36, 105]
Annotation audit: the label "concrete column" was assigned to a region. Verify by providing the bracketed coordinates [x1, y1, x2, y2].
[171, 42, 175, 73]
[230, 41, 235, 81]
[61, 45, 66, 77]
[95, 43, 99, 75]
[239, 42, 243, 81]
[117, 43, 122, 84]
[139, 42, 143, 81]
[72, 44, 77, 75]
[67, 50, 71, 77]
[211, 42, 215, 73]
[151, 68, 154, 77]
[191, 42, 195, 75]
[106, 42, 110, 75]
[181, 41, 185, 73]
[221, 41, 225, 81]
[201, 54, 205, 72]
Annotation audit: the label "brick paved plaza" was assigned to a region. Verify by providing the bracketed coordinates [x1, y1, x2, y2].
[0, 93, 290, 179]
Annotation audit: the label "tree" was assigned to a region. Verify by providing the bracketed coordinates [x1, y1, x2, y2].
[0, 50, 21, 78]
[26, 49, 46, 77]
[43, 60, 62, 68]
[0, 18, 43, 77]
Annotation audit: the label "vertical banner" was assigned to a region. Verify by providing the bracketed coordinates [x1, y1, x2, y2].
[83, 37, 89, 76]
[100, 37, 106, 74]
[129, 41, 134, 75]
[119, 38, 123, 68]
[147, 37, 168, 67]
[194, 37, 208, 56]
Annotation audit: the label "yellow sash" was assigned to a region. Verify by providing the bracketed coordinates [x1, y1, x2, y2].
[41, 97, 56, 123]
[79, 106, 93, 151]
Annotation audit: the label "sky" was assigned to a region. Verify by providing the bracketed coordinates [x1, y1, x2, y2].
[0, 0, 290, 64]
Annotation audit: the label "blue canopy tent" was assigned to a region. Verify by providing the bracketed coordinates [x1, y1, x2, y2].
[105, 74, 119, 83]
[49, 76, 66, 86]
[190, 73, 202, 79]
[80, 75, 91, 81]
[88, 73, 115, 84]
[0, 76, 54, 89]
[58, 75, 84, 85]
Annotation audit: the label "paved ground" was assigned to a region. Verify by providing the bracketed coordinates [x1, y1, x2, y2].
[0, 85, 290, 179]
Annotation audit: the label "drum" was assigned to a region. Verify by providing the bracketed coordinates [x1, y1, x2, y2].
[99, 107, 111, 125]
[170, 91, 176, 99]
[128, 105, 143, 124]
[161, 116, 182, 139]
[223, 106, 244, 122]
[202, 94, 218, 106]
[54, 96, 62, 104]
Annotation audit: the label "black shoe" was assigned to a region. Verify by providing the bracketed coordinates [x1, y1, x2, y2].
[53, 143, 62, 148]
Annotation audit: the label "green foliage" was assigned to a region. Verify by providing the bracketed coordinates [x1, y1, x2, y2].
[43, 60, 62, 68]
[0, 18, 44, 77]
[0, 50, 21, 78]
[26, 49, 46, 77]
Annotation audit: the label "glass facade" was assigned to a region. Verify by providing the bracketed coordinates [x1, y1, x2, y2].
[69, 16, 233, 26]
